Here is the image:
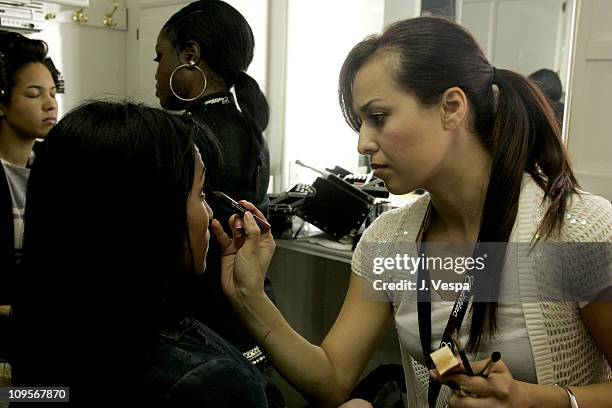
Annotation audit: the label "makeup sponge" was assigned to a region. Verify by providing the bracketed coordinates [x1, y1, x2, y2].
[430, 345, 460, 375]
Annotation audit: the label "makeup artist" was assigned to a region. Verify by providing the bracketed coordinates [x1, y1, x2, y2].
[212, 16, 612, 408]
[153, 0, 275, 374]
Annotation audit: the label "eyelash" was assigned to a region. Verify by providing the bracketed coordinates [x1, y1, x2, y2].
[27, 92, 56, 99]
[369, 113, 386, 127]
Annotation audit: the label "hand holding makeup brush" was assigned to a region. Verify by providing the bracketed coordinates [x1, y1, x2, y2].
[429, 353, 531, 408]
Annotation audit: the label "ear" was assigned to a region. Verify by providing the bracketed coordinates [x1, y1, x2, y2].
[178, 41, 202, 65]
[440, 87, 468, 131]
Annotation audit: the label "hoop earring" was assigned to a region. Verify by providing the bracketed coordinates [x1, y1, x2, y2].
[169, 60, 207, 102]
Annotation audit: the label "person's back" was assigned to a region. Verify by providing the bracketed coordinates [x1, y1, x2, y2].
[12, 101, 282, 407]
[187, 92, 270, 217]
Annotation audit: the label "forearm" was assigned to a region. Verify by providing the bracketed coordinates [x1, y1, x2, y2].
[231, 291, 349, 406]
[519, 380, 612, 408]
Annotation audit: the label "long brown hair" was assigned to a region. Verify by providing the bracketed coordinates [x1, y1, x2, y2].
[339, 17, 578, 350]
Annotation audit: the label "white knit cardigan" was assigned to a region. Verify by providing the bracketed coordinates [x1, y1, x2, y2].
[352, 174, 612, 407]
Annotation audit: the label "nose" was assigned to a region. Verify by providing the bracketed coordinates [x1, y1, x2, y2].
[357, 128, 378, 156]
[43, 93, 57, 112]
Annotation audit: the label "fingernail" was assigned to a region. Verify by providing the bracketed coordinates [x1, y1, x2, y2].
[429, 370, 436, 379]
[447, 380, 460, 391]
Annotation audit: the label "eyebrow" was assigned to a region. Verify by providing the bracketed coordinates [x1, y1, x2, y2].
[358, 98, 382, 113]
[26, 85, 57, 91]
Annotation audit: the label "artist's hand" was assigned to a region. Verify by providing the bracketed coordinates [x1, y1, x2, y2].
[430, 358, 525, 408]
[211, 201, 275, 304]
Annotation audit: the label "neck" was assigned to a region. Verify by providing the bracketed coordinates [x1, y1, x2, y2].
[203, 83, 227, 96]
[425, 137, 492, 242]
[0, 125, 35, 167]
[187, 90, 234, 112]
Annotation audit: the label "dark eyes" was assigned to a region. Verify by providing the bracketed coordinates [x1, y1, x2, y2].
[369, 113, 386, 127]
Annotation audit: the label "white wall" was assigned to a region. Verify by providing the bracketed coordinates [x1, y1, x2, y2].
[384, 0, 421, 25]
[282, 0, 386, 189]
[29, 0, 128, 117]
[566, 0, 612, 199]
[460, 0, 568, 78]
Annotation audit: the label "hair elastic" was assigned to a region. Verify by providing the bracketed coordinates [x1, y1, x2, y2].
[492, 66, 500, 85]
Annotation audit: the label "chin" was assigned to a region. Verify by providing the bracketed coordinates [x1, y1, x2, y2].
[383, 181, 410, 196]
[384, 177, 422, 196]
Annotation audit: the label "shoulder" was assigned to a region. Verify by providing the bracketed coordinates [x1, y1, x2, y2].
[352, 193, 429, 280]
[562, 191, 612, 241]
[519, 175, 611, 242]
[360, 193, 430, 244]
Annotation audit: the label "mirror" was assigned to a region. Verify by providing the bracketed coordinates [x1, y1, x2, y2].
[420, 0, 576, 142]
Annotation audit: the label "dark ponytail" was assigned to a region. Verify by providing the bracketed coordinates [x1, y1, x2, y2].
[469, 67, 577, 350]
[339, 17, 579, 351]
[234, 71, 269, 133]
[163, 0, 269, 135]
[483, 68, 576, 243]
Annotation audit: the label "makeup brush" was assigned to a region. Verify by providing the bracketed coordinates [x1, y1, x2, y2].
[449, 330, 475, 376]
[477, 351, 502, 378]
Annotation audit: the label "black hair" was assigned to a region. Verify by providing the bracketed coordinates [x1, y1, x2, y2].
[162, 0, 269, 134]
[529, 68, 563, 103]
[0, 30, 63, 102]
[13, 101, 200, 397]
[339, 17, 578, 351]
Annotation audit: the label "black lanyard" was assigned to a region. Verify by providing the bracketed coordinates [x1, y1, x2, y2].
[416, 202, 478, 408]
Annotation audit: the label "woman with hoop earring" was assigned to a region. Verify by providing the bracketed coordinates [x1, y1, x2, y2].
[154, 0, 276, 376]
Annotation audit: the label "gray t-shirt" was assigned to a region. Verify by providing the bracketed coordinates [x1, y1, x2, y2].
[1, 159, 30, 265]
